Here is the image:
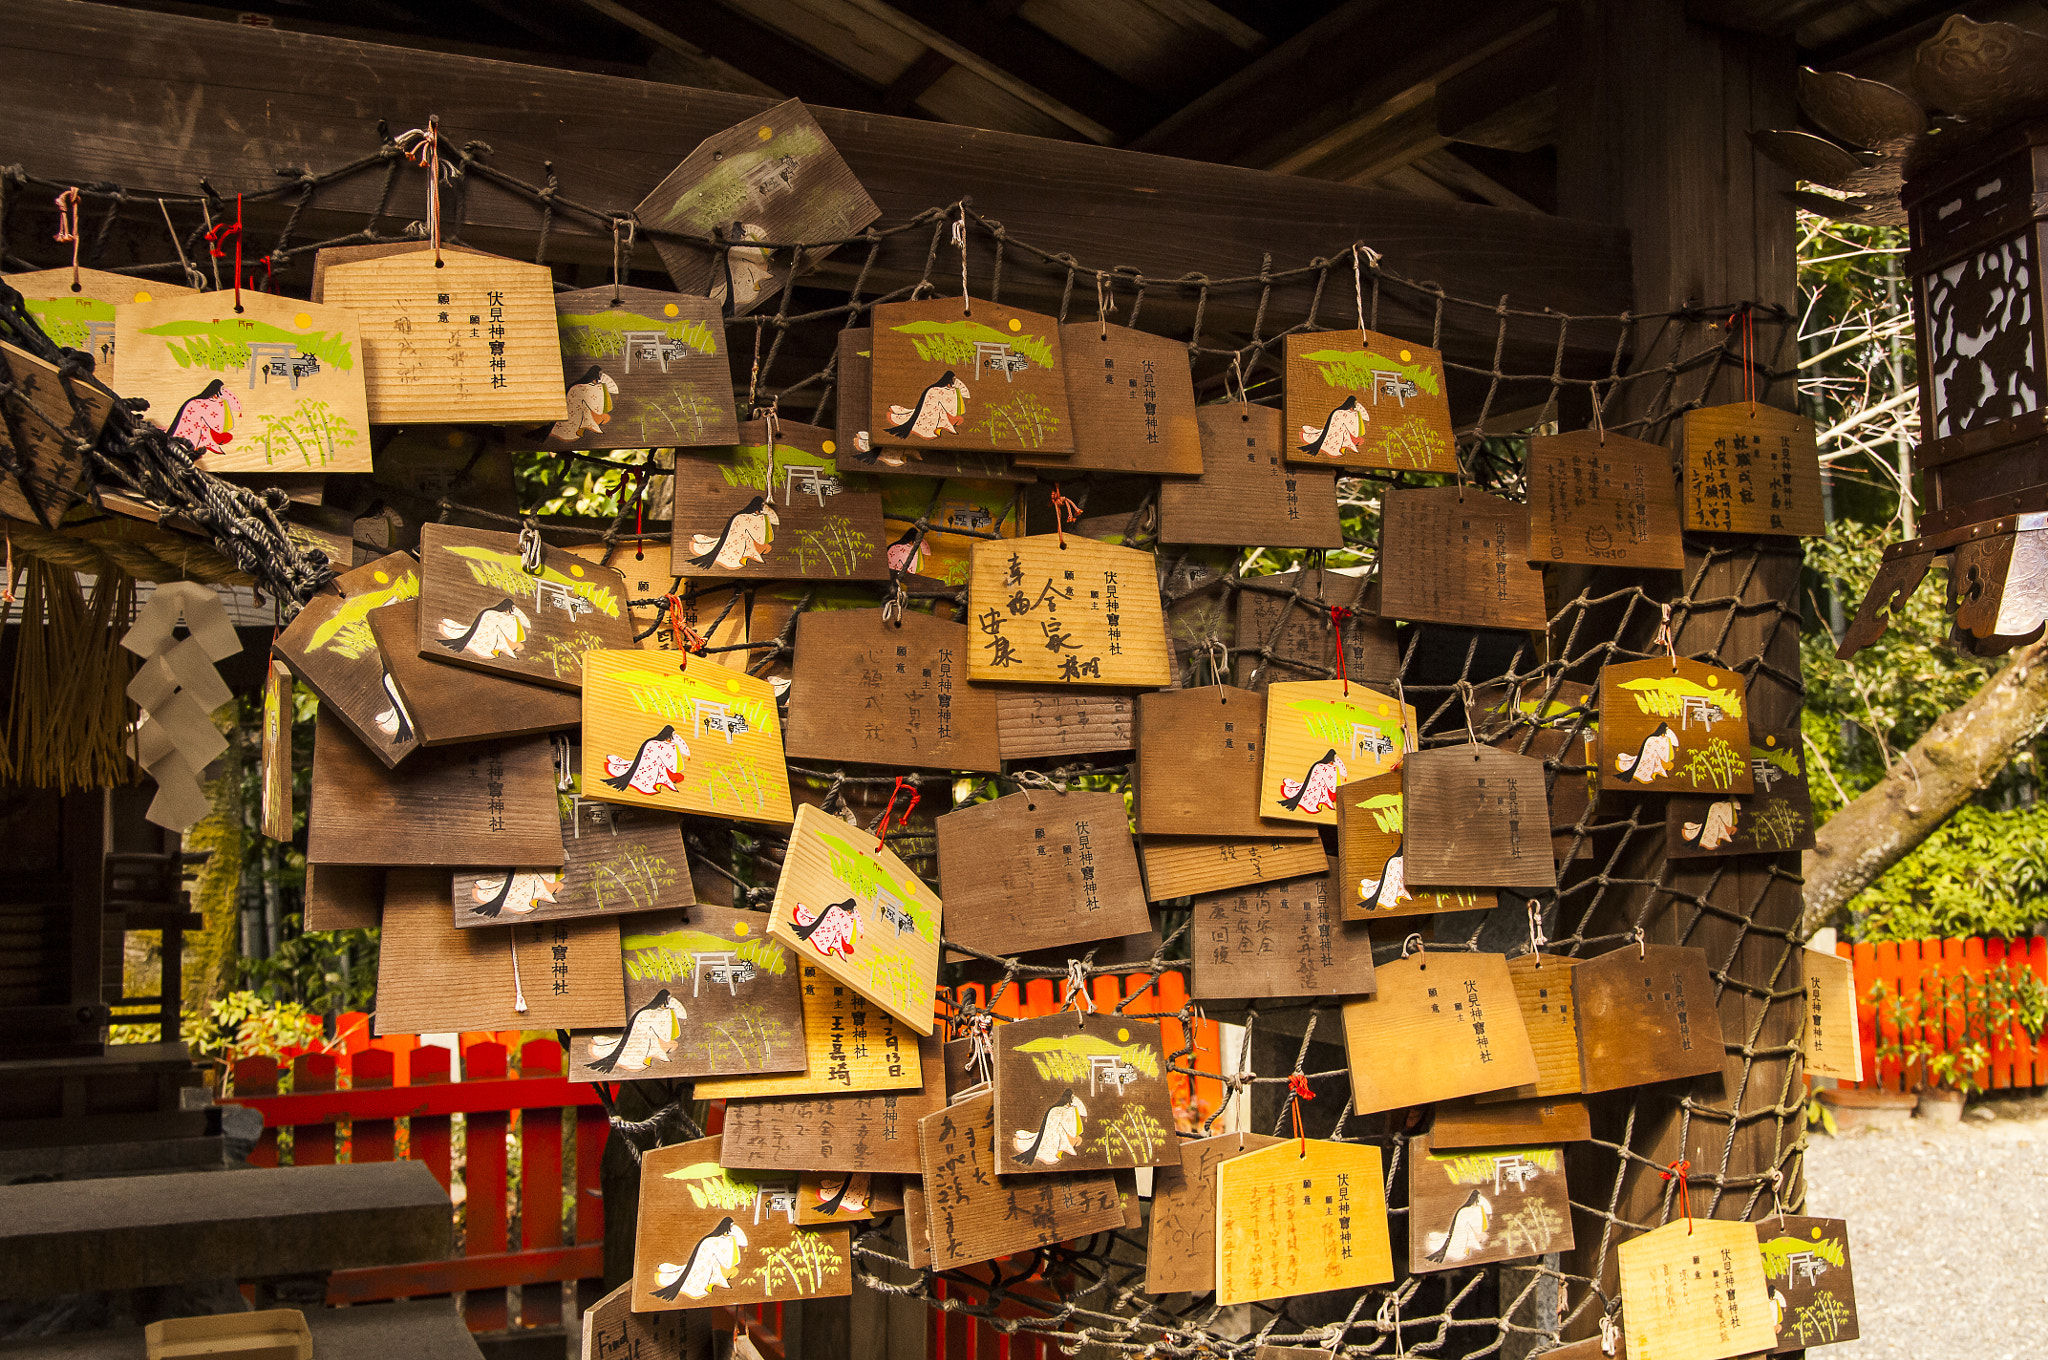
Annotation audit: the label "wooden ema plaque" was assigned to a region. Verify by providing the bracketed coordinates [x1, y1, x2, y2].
[369, 600, 580, 746]
[1526, 430, 1686, 570]
[634, 1136, 852, 1312]
[1135, 686, 1319, 840]
[305, 713, 564, 867]
[936, 790, 1150, 958]
[1598, 658, 1753, 795]
[694, 962, 926, 1100]
[260, 660, 293, 841]
[1400, 745, 1557, 891]
[374, 869, 622, 1033]
[719, 1033, 945, 1174]
[1574, 943, 1727, 1093]
[1475, 953, 1584, 1102]
[317, 245, 565, 425]
[966, 534, 1170, 686]
[13, 266, 196, 384]
[1142, 1132, 1283, 1295]
[1260, 679, 1414, 827]
[1138, 834, 1328, 903]
[792, 1171, 896, 1226]
[0, 340, 113, 527]
[636, 98, 879, 314]
[1378, 486, 1549, 631]
[568, 907, 802, 1081]
[671, 423, 887, 582]
[580, 650, 794, 827]
[878, 477, 1024, 585]
[530, 285, 735, 453]
[1759, 1216, 1859, 1350]
[784, 608, 999, 772]
[1476, 677, 1598, 863]
[1233, 569, 1397, 694]
[1283, 328, 1457, 473]
[1800, 946, 1863, 1083]
[1682, 402, 1825, 537]
[1213, 1138, 1394, 1306]
[303, 864, 380, 932]
[991, 1013, 1179, 1171]
[1668, 727, 1814, 858]
[1617, 1218, 1777, 1360]
[1159, 404, 1344, 549]
[1430, 1095, 1592, 1149]
[581, 1280, 684, 1360]
[453, 797, 694, 928]
[995, 688, 1136, 760]
[1340, 952, 1538, 1114]
[1406, 1133, 1573, 1274]
[834, 330, 1026, 479]
[917, 1091, 1124, 1272]
[1189, 868, 1379, 1000]
[1014, 322, 1200, 474]
[869, 297, 1074, 457]
[274, 553, 422, 770]
[416, 523, 637, 691]
[117, 290, 372, 474]
[766, 805, 941, 1035]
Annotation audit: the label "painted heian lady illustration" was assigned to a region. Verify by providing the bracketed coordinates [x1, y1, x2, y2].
[653, 1215, 748, 1302]
[168, 378, 243, 456]
[814, 1173, 870, 1217]
[687, 496, 779, 569]
[1012, 1089, 1087, 1167]
[1009, 1026, 1169, 1164]
[551, 365, 618, 443]
[1300, 393, 1366, 458]
[1425, 1188, 1492, 1265]
[373, 667, 414, 743]
[885, 370, 970, 439]
[604, 725, 688, 796]
[1680, 798, 1738, 850]
[468, 870, 564, 920]
[439, 597, 532, 660]
[885, 527, 930, 575]
[1279, 747, 1349, 814]
[1356, 793, 1409, 911]
[1614, 721, 1679, 784]
[585, 988, 688, 1075]
[790, 899, 859, 959]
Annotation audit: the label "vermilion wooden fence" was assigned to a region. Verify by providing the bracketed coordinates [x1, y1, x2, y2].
[1838, 936, 2048, 1092]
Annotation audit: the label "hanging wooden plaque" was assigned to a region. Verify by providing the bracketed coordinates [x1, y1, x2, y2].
[260, 660, 294, 841]
[784, 608, 1000, 772]
[1618, 1218, 1777, 1360]
[1134, 687, 1319, 840]
[991, 1013, 1179, 1171]
[303, 864, 381, 932]
[1800, 946, 1863, 1083]
[1189, 868, 1377, 1000]
[1668, 727, 1814, 857]
[1233, 569, 1397, 694]
[935, 790, 1150, 959]
[1401, 745, 1557, 890]
[1526, 429, 1685, 570]
[1159, 404, 1344, 548]
[878, 478, 1025, 584]
[766, 804, 941, 1035]
[1379, 486, 1549, 631]
[580, 650, 794, 826]
[1475, 953, 1583, 1102]
[1682, 402, 1825, 537]
[634, 1136, 853, 1312]
[117, 290, 372, 473]
[1336, 771, 1496, 918]
[1013, 322, 1200, 474]
[835, 330, 1028, 479]
[1430, 1095, 1592, 1149]
[694, 961, 927, 1100]
[374, 869, 622, 1033]
[1138, 834, 1329, 903]
[305, 714, 564, 866]
[417, 523, 636, 691]
[637, 98, 879, 314]
[567, 906, 803, 1081]
[0, 340, 114, 527]
[917, 1091, 1124, 1271]
[719, 1033, 945, 1174]
[1407, 1133, 1573, 1274]
[1284, 328, 1457, 472]
[14, 266, 197, 383]
[1260, 679, 1414, 827]
[1214, 1138, 1395, 1306]
[316, 244, 562, 424]
[995, 689, 1136, 761]
[1142, 1132, 1284, 1295]
[275, 553, 421, 769]
[790, 1171, 894, 1226]
[869, 297, 1074, 457]
[453, 797, 694, 928]
[1575, 943, 1727, 1093]
[530, 285, 734, 452]
[1340, 952, 1538, 1114]
[368, 600, 580, 745]
[672, 425, 886, 582]
[1758, 1216, 1859, 1350]
[1475, 677, 1598, 863]
[1598, 658, 1753, 795]
[580, 1281, 685, 1360]
[966, 534, 1170, 686]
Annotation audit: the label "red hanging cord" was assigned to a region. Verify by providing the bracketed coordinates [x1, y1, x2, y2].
[875, 775, 920, 852]
[1662, 1158, 1693, 1234]
[1287, 1073, 1316, 1155]
[206, 199, 245, 313]
[1329, 605, 1356, 695]
[1048, 484, 1081, 550]
[53, 188, 81, 291]
[665, 595, 704, 665]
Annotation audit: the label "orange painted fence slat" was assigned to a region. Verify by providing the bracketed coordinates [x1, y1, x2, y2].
[1838, 935, 2048, 1092]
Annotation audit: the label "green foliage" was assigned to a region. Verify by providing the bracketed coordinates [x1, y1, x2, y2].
[891, 319, 1053, 370]
[1868, 962, 2048, 1094]
[141, 317, 355, 371]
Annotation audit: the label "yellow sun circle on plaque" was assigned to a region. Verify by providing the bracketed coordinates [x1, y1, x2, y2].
[663, 303, 679, 317]
[822, 440, 837, 454]
[1765, 734, 1777, 747]
[294, 312, 312, 329]
[758, 126, 774, 141]
[1116, 1027, 1130, 1043]
[1399, 348, 1412, 362]
[725, 677, 741, 694]
[733, 922, 751, 937]
[134, 291, 153, 304]
[373, 571, 389, 584]
[1008, 318, 1022, 332]
[569, 564, 586, 578]
[1706, 674, 1719, 686]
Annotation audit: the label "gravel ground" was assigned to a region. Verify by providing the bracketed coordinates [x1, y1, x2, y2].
[1803, 1093, 2048, 1358]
